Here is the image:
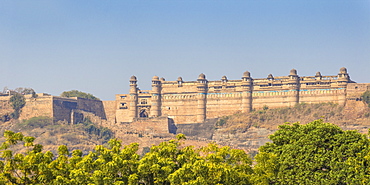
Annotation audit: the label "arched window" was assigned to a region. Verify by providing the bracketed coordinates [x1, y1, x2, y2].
[139, 109, 148, 118]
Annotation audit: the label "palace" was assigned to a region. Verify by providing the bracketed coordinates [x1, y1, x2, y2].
[115, 67, 364, 124]
[1, 67, 368, 128]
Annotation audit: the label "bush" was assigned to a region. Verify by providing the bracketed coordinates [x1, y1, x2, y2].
[61, 90, 100, 100]
[77, 117, 114, 143]
[23, 116, 53, 128]
[9, 93, 26, 119]
[216, 116, 229, 126]
[362, 91, 370, 108]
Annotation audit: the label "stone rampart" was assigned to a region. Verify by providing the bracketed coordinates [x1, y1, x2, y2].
[19, 94, 54, 121]
[102, 101, 117, 125]
[52, 96, 77, 123]
[75, 97, 107, 120]
[116, 68, 359, 124]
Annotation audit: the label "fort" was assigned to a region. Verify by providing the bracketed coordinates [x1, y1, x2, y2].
[1, 67, 369, 134]
[115, 67, 368, 125]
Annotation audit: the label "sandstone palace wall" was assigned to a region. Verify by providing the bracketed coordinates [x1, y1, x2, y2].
[2, 67, 368, 126]
[115, 67, 367, 124]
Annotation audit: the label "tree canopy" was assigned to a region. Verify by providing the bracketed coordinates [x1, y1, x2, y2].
[1, 120, 370, 184]
[9, 93, 26, 119]
[253, 119, 370, 184]
[0, 132, 253, 184]
[60, 90, 100, 100]
[362, 91, 370, 108]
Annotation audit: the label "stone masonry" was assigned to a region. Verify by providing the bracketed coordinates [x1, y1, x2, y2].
[115, 67, 369, 124]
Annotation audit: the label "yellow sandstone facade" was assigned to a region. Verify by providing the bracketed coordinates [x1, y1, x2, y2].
[1, 67, 368, 127]
[115, 67, 358, 124]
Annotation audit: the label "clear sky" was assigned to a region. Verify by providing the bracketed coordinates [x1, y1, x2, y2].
[1, 0, 369, 100]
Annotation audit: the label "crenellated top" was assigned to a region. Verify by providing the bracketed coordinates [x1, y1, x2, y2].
[129, 67, 353, 93]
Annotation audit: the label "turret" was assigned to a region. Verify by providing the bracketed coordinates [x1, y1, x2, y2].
[177, 77, 183, 87]
[267, 74, 274, 81]
[150, 76, 162, 117]
[197, 73, 207, 123]
[241, 71, 253, 112]
[337, 67, 350, 87]
[129, 75, 138, 120]
[221, 76, 228, 83]
[288, 69, 299, 106]
[337, 67, 350, 106]
[315, 72, 322, 80]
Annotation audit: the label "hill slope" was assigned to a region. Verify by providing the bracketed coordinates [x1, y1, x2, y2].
[212, 101, 370, 153]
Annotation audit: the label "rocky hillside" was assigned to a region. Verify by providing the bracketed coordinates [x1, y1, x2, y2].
[1, 99, 369, 156]
[212, 101, 370, 153]
[0, 116, 114, 154]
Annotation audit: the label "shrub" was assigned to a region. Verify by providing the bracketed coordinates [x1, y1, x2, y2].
[61, 90, 100, 100]
[362, 91, 370, 108]
[9, 93, 26, 119]
[21, 116, 53, 128]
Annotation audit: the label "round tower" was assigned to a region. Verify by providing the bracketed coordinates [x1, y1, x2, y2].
[241, 71, 253, 112]
[150, 76, 162, 117]
[129, 75, 138, 120]
[288, 69, 300, 106]
[337, 67, 349, 106]
[221, 75, 228, 83]
[197, 73, 207, 123]
[337, 67, 350, 87]
[177, 77, 183, 87]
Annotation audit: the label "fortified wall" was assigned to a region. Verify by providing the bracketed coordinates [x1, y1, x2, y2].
[115, 67, 369, 124]
[1, 67, 369, 130]
[0, 93, 109, 124]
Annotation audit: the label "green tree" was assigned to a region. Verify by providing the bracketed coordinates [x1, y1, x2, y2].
[61, 90, 100, 100]
[14, 87, 35, 95]
[362, 91, 370, 108]
[0, 130, 54, 184]
[253, 119, 370, 184]
[138, 134, 253, 185]
[168, 143, 253, 185]
[9, 93, 26, 119]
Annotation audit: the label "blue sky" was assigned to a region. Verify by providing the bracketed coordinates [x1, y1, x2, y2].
[1, 0, 369, 100]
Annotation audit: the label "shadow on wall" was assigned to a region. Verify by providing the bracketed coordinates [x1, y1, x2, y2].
[168, 118, 177, 134]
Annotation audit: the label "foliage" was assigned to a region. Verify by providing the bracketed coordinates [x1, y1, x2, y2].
[61, 90, 100, 100]
[0, 114, 10, 122]
[3, 120, 370, 184]
[253, 119, 370, 184]
[77, 117, 114, 142]
[8, 116, 114, 154]
[216, 116, 230, 126]
[362, 91, 370, 108]
[20, 116, 53, 128]
[9, 93, 26, 119]
[15, 87, 36, 95]
[0, 132, 253, 184]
